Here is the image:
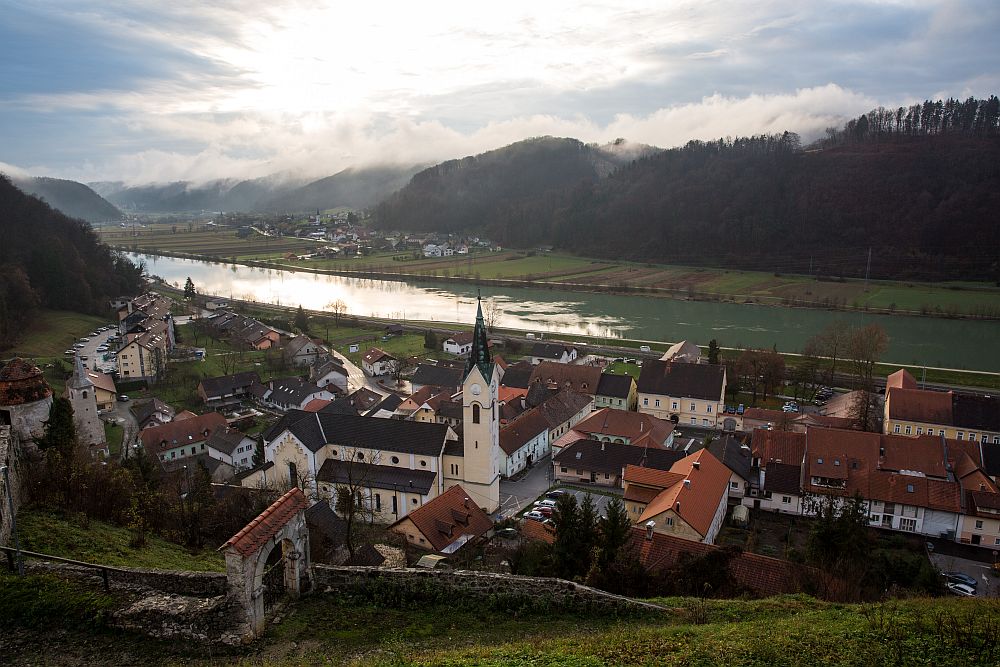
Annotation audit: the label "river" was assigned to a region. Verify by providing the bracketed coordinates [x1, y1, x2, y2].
[135, 253, 1000, 371]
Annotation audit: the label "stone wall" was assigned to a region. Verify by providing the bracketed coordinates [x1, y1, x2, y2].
[0, 426, 22, 547]
[23, 560, 228, 597]
[312, 565, 667, 614]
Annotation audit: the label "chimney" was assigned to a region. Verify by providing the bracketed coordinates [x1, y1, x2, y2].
[692, 461, 700, 470]
[645, 520, 655, 540]
[675, 501, 681, 511]
[601, 440, 605, 451]
[683, 479, 691, 488]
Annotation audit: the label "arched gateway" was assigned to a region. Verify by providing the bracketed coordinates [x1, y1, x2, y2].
[221, 487, 312, 637]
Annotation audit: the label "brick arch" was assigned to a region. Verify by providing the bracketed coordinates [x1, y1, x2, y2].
[221, 487, 312, 638]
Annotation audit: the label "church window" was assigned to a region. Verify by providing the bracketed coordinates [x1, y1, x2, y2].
[82, 391, 88, 399]
[391, 456, 399, 464]
[420, 459, 427, 467]
[472, 404, 480, 424]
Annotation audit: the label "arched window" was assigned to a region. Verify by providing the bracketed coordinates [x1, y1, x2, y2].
[472, 404, 480, 424]
[391, 456, 400, 464]
[356, 451, 365, 460]
[82, 391, 88, 399]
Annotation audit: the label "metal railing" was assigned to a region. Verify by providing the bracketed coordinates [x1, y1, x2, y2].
[0, 546, 113, 591]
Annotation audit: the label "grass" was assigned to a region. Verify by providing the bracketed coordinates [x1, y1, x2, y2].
[104, 421, 124, 457]
[17, 507, 225, 572]
[5, 309, 108, 358]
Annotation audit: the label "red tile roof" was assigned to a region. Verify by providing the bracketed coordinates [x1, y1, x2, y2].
[752, 429, 806, 465]
[573, 408, 674, 448]
[363, 348, 395, 365]
[520, 518, 556, 544]
[393, 484, 494, 552]
[139, 412, 228, 456]
[886, 387, 953, 424]
[887, 368, 917, 390]
[303, 398, 332, 412]
[221, 487, 309, 557]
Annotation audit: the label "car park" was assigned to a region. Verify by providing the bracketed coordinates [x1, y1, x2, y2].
[523, 511, 545, 521]
[946, 582, 976, 597]
[942, 572, 977, 589]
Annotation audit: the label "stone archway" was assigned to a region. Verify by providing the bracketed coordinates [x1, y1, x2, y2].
[221, 488, 312, 638]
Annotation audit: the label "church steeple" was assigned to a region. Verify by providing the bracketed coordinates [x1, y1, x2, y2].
[465, 293, 493, 381]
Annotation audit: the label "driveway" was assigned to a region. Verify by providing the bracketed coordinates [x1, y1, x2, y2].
[72, 324, 119, 374]
[498, 456, 553, 520]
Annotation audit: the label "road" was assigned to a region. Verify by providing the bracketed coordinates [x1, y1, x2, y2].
[930, 552, 999, 597]
[498, 456, 553, 520]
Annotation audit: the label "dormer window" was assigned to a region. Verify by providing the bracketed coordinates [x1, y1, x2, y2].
[906, 484, 914, 493]
[817, 458, 824, 464]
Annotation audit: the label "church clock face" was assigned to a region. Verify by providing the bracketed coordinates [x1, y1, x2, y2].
[470, 383, 482, 396]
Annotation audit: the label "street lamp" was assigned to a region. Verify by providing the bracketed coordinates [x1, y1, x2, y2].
[1, 465, 24, 576]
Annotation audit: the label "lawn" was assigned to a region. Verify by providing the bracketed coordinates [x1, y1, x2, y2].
[17, 507, 226, 571]
[6, 309, 109, 358]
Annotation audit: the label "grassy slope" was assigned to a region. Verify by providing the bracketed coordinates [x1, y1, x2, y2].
[18, 508, 225, 572]
[7, 309, 108, 358]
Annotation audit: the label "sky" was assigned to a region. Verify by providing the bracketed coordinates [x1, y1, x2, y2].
[1, 0, 998, 185]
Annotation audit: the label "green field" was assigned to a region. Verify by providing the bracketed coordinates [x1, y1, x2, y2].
[18, 508, 225, 571]
[6, 309, 108, 358]
[97, 225, 318, 260]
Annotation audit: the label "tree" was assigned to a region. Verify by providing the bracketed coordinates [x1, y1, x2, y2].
[806, 321, 849, 388]
[385, 358, 405, 386]
[577, 493, 599, 573]
[552, 494, 584, 579]
[332, 447, 383, 559]
[423, 330, 438, 350]
[328, 298, 347, 327]
[184, 276, 196, 300]
[845, 324, 889, 431]
[294, 304, 309, 333]
[36, 396, 76, 452]
[804, 492, 873, 600]
[482, 298, 503, 332]
[596, 495, 631, 568]
[707, 339, 720, 365]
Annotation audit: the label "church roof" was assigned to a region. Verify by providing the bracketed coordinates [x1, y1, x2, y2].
[464, 297, 494, 382]
[68, 354, 95, 391]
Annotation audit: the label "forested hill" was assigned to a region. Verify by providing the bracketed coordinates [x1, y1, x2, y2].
[260, 165, 423, 212]
[372, 96, 1000, 281]
[11, 176, 122, 223]
[0, 176, 144, 348]
[372, 137, 652, 245]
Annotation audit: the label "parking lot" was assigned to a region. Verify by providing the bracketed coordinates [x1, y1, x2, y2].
[930, 552, 1000, 598]
[69, 323, 119, 374]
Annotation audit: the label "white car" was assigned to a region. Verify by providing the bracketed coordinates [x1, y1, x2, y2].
[523, 511, 545, 522]
[946, 582, 976, 597]
[534, 499, 558, 509]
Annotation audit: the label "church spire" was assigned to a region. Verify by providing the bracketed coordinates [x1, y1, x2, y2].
[69, 353, 94, 390]
[465, 293, 493, 381]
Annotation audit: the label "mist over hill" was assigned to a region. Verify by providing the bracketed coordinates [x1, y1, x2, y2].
[10, 176, 122, 223]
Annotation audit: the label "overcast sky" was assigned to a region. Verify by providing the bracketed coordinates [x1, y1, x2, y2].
[1, 0, 997, 184]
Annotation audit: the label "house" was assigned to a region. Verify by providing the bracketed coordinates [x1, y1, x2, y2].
[390, 484, 493, 554]
[362, 348, 397, 377]
[659, 340, 703, 364]
[744, 428, 807, 513]
[528, 361, 600, 396]
[309, 357, 349, 393]
[442, 332, 475, 356]
[500, 361, 533, 390]
[622, 448, 731, 544]
[528, 342, 578, 365]
[410, 364, 463, 393]
[284, 336, 327, 367]
[161, 452, 234, 483]
[552, 408, 675, 456]
[203, 425, 258, 471]
[140, 412, 228, 464]
[252, 377, 335, 412]
[706, 434, 753, 500]
[499, 408, 551, 478]
[554, 439, 683, 488]
[197, 371, 261, 406]
[961, 491, 1000, 547]
[84, 370, 117, 411]
[636, 360, 727, 428]
[535, 389, 594, 444]
[130, 398, 176, 430]
[116, 327, 169, 381]
[883, 368, 1000, 445]
[422, 244, 443, 258]
[595, 373, 637, 411]
[739, 408, 855, 433]
[245, 298, 504, 515]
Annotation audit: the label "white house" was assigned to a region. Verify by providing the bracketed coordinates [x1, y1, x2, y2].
[499, 409, 550, 478]
[423, 244, 443, 258]
[362, 348, 397, 377]
[310, 357, 350, 393]
[443, 332, 475, 356]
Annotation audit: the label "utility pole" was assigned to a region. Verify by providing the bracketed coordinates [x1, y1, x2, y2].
[1, 465, 24, 576]
[864, 247, 872, 290]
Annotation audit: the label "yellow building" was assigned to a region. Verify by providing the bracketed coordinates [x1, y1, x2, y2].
[883, 369, 1000, 445]
[636, 360, 727, 427]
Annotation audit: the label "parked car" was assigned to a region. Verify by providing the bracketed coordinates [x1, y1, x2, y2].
[96, 345, 108, 352]
[639, 345, 651, 352]
[79, 337, 90, 342]
[495, 527, 519, 540]
[117, 394, 129, 402]
[545, 489, 567, 499]
[523, 511, 545, 522]
[535, 506, 554, 518]
[79, 356, 88, 361]
[63, 349, 76, 356]
[946, 582, 976, 597]
[534, 499, 558, 508]
[73, 343, 85, 349]
[942, 572, 978, 589]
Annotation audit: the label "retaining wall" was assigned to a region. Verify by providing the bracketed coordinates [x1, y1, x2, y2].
[23, 560, 228, 597]
[0, 426, 22, 547]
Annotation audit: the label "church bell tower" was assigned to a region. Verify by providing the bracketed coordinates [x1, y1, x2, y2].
[460, 296, 501, 512]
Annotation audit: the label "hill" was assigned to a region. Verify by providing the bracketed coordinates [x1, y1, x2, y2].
[372, 96, 1000, 282]
[11, 175, 122, 223]
[260, 164, 422, 212]
[94, 175, 304, 213]
[0, 175, 143, 349]
[372, 136, 651, 247]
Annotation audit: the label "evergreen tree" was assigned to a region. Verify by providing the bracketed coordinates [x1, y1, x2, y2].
[552, 494, 583, 579]
[37, 397, 76, 452]
[294, 304, 309, 332]
[251, 435, 265, 467]
[183, 276, 196, 299]
[597, 495, 632, 568]
[708, 339, 720, 365]
[578, 493, 599, 573]
[423, 329, 438, 350]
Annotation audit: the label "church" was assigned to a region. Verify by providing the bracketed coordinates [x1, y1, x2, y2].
[247, 299, 501, 518]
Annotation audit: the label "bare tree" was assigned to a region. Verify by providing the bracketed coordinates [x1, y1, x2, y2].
[329, 447, 383, 559]
[328, 299, 348, 327]
[384, 358, 405, 387]
[805, 321, 849, 387]
[845, 324, 889, 431]
[482, 298, 503, 332]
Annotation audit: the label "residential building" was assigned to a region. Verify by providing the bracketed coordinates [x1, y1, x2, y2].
[883, 368, 1000, 445]
[659, 340, 703, 364]
[707, 434, 753, 500]
[309, 357, 349, 393]
[362, 348, 397, 377]
[197, 371, 261, 406]
[499, 408, 550, 478]
[84, 369, 117, 411]
[442, 332, 474, 356]
[552, 408, 674, 456]
[740, 407, 854, 433]
[116, 326, 169, 381]
[411, 364, 463, 393]
[130, 398, 176, 430]
[554, 439, 683, 488]
[528, 342, 578, 365]
[595, 373, 637, 411]
[284, 336, 327, 367]
[204, 425, 258, 471]
[390, 484, 493, 554]
[140, 412, 228, 464]
[535, 389, 594, 444]
[251, 377, 335, 412]
[161, 452, 234, 483]
[636, 360, 726, 427]
[528, 361, 600, 396]
[622, 448, 731, 544]
[961, 492, 1000, 547]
